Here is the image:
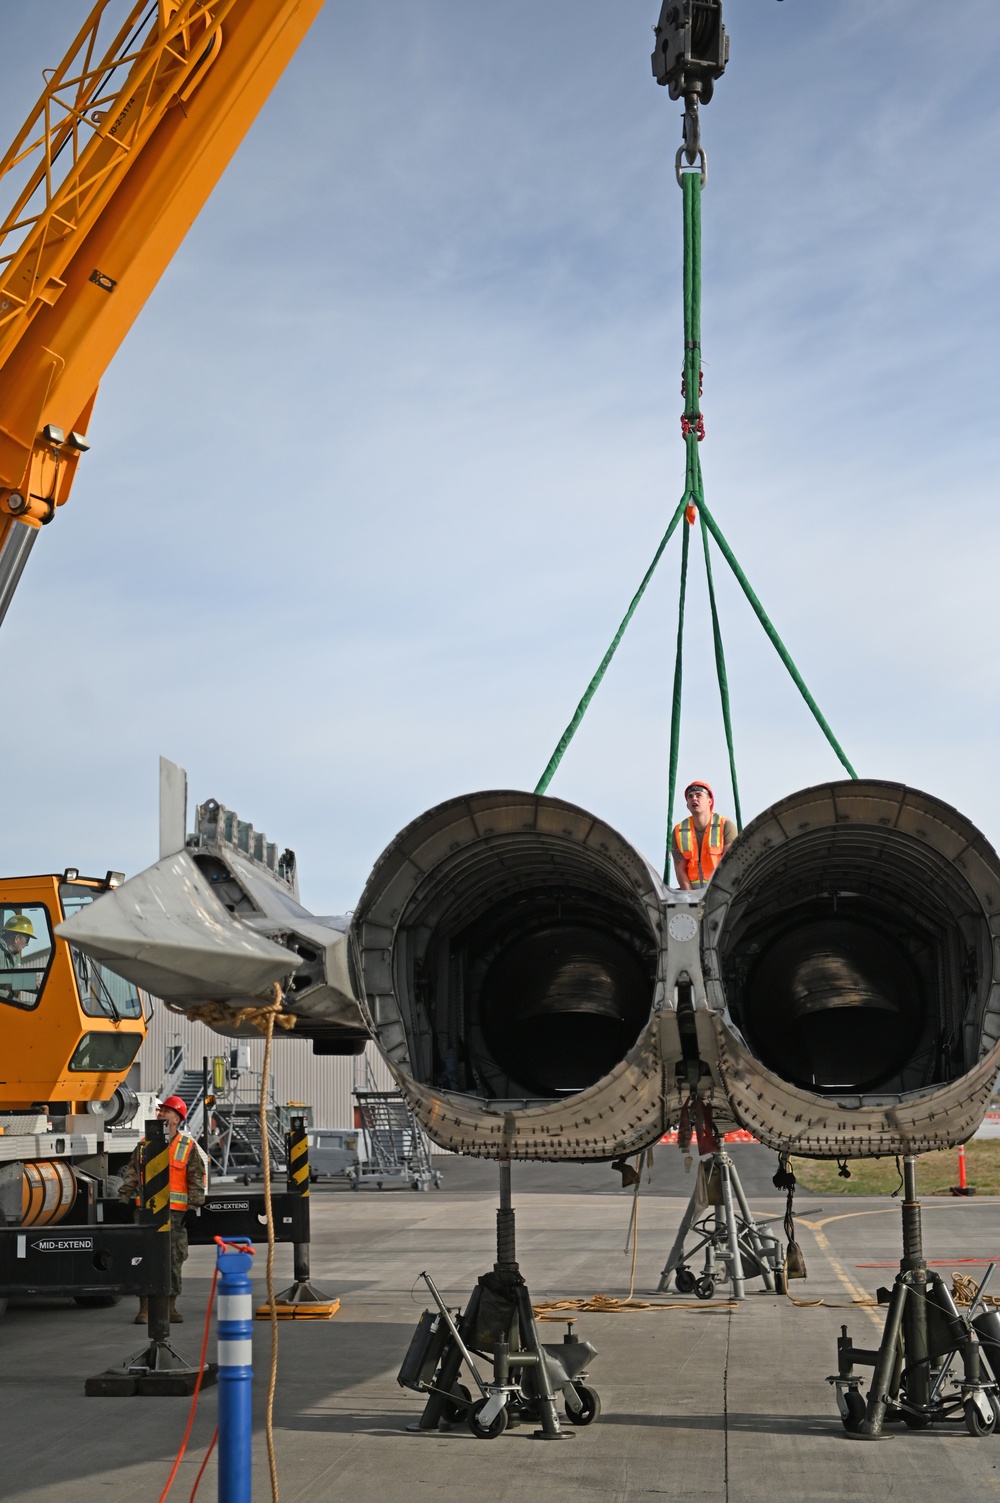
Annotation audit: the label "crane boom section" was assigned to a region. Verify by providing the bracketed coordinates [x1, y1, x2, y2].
[0, 0, 323, 556]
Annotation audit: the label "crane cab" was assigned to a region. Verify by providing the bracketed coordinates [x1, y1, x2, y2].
[0, 871, 146, 1112]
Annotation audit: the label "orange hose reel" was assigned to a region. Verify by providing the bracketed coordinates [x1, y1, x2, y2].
[20, 1160, 78, 1226]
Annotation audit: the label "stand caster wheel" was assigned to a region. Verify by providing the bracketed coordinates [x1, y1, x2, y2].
[468, 1397, 508, 1439]
[902, 1409, 931, 1430]
[564, 1383, 601, 1426]
[695, 1276, 715, 1300]
[964, 1397, 997, 1437]
[674, 1267, 696, 1295]
[443, 1383, 472, 1423]
[840, 1389, 866, 1433]
[507, 1400, 534, 1428]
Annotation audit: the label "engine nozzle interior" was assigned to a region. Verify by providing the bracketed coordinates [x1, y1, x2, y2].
[478, 920, 652, 1096]
[351, 792, 664, 1107]
[703, 781, 1000, 1102]
[738, 914, 924, 1092]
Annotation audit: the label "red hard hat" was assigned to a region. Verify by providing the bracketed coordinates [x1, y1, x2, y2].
[159, 1095, 188, 1120]
[684, 780, 715, 807]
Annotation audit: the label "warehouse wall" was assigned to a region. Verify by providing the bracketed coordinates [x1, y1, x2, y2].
[136, 1001, 394, 1128]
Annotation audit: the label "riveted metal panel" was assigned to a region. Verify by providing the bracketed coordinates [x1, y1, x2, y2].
[830, 782, 907, 829]
[469, 794, 541, 839]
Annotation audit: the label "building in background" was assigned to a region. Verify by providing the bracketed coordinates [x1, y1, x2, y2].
[136, 1001, 393, 1128]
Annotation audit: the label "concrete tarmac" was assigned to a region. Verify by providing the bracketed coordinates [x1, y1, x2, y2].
[425, 1145, 800, 1198]
[4, 1145, 1000, 1503]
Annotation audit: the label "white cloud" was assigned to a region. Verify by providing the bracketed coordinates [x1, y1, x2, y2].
[1, 1, 1000, 908]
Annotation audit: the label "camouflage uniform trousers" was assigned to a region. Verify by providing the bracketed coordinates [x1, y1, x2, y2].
[118, 1134, 205, 1297]
[169, 1210, 189, 1297]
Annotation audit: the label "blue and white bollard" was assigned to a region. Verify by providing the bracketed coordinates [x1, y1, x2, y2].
[216, 1238, 254, 1503]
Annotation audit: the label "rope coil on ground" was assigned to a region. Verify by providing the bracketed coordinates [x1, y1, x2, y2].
[534, 1296, 738, 1318]
[533, 1151, 737, 1318]
[953, 1272, 1000, 1309]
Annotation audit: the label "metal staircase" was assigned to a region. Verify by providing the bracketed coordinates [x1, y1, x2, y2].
[157, 1047, 207, 1139]
[175, 1070, 206, 1129]
[352, 1056, 441, 1191]
[211, 1100, 286, 1182]
[157, 1042, 284, 1182]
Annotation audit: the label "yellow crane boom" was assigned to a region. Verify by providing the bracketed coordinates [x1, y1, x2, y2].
[0, 0, 324, 620]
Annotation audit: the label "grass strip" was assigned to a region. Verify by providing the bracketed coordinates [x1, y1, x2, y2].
[792, 1140, 1000, 1196]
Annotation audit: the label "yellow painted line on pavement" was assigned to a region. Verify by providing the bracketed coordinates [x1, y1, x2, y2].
[802, 1208, 894, 1231]
[796, 1199, 995, 1331]
[804, 1203, 960, 1231]
[802, 1223, 883, 1330]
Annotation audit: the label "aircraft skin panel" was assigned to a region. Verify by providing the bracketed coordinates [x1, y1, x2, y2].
[55, 775, 1000, 1158]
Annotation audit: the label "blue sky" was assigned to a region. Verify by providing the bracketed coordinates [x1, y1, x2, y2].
[2, 1, 999, 911]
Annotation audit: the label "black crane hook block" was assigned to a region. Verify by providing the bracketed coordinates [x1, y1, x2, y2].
[651, 1, 729, 104]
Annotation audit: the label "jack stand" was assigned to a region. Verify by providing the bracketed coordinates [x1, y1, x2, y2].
[655, 1150, 782, 1300]
[830, 1157, 999, 1440]
[86, 1294, 218, 1397]
[86, 1122, 216, 1396]
[256, 1115, 339, 1319]
[397, 1159, 600, 1440]
[263, 1237, 340, 1319]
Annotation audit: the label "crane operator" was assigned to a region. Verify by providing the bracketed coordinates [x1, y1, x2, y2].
[0, 913, 47, 1004]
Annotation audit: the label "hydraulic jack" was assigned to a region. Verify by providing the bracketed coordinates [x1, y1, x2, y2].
[397, 1159, 600, 1440]
[830, 1155, 1000, 1438]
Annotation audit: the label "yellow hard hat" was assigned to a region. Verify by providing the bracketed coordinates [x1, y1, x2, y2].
[4, 914, 34, 936]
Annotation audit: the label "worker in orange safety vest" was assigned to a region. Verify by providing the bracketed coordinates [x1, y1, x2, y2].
[671, 780, 737, 890]
[119, 1094, 205, 1324]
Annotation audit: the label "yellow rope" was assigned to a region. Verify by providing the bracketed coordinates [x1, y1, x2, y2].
[782, 1269, 997, 1319]
[534, 1296, 738, 1318]
[259, 992, 280, 1503]
[780, 1256, 827, 1308]
[169, 981, 291, 1498]
[779, 1255, 877, 1311]
[625, 1152, 641, 1300]
[953, 1273, 1000, 1309]
[163, 994, 296, 1034]
[533, 1151, 737, 1317]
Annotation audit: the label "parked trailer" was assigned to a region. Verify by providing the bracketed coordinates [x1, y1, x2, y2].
[307, 1128, 360, 1181]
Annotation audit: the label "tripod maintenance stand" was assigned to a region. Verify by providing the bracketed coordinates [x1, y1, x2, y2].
[655, 1150, 782, 1300]
[397, 1158, 600, 1440]
[831, 1155, 1000, 1438]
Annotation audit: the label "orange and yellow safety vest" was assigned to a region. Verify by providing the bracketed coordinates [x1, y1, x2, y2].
[674, 813, 726, 888]
[133, 1133, 196, 1211]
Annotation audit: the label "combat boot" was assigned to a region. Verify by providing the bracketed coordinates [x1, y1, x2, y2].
[134, 1298, 148, 1325]
[169, 1296, 183, 1323]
